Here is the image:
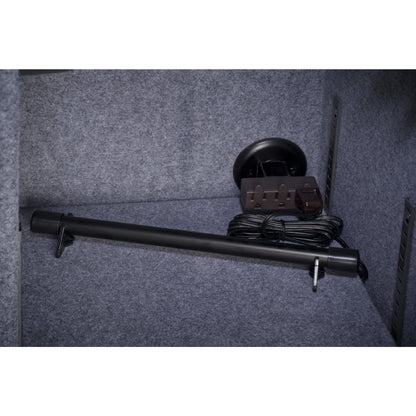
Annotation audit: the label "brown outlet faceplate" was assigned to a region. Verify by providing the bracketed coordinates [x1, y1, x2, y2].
[240, 176, 323, 217]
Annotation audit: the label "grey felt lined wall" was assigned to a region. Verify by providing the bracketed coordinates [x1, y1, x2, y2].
[10, 69, 416, 346]
[19, 70, 328, 207]
[325, 70, 416, 344]
[0, 70, 20, 346]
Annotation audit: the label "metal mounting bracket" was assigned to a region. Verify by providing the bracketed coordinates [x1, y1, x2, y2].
[55, 214, 75, 258]
[309, 257, 325, 292]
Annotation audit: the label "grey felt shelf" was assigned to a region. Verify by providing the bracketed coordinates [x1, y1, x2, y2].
[20, 198, 394, 346]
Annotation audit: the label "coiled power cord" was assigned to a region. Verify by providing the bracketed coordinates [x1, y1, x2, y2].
[227, 213, 368, 281]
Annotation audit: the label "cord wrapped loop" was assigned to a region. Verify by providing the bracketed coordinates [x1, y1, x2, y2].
[260, 215, 286, 242]
[227, 213, 344, 248]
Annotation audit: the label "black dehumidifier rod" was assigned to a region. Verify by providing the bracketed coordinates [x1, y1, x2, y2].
[30, 211, 360, 276]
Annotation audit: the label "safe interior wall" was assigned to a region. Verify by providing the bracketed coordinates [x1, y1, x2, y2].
[1, 69, 415, 346]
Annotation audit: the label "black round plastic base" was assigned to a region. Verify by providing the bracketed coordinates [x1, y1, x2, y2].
[233, 138, 307, 188]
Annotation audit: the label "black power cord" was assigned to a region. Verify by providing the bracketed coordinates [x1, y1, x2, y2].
[227, 213, 368, 281]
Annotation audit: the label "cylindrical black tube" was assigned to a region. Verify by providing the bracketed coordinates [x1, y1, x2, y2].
[31, 210, 359, 274]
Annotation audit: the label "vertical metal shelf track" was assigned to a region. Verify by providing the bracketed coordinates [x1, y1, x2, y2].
[391, 198, 415, 345]
[325, 96, 341, 214]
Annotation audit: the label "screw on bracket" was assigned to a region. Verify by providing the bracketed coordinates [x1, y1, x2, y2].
[309, 257, 325, 292]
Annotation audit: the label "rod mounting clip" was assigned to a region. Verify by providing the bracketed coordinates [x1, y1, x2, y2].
[55, 214, 75, 258]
